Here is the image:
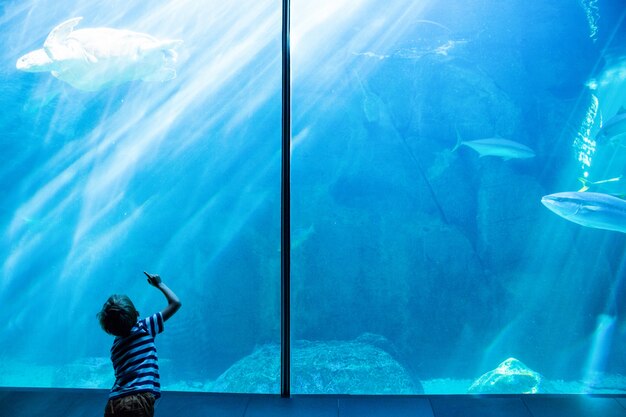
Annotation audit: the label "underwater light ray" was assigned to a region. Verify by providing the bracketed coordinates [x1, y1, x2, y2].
[292, 1, 432, 125]
[19, 97, 151, 195]
[66, 115, 177, 244]
[7, 0, 283, 284]
[68, 110, 182, 244]
[2, 187, 81, 288]
[111, 2, 279, 125]
[583, 314, 616, 391]
[576, 9, 626, 168]
[16, 62, 189, 197]
[0, 3, 50, 60]
[60, 202, 145, 283]
[175, 11, 279, 102]
[6, 108, 164, 274]
[8, 0, 404, 272]
[514, 205, 622, 379]
[8, 163, 80, 237]
[540, 8, 625, 185]
[127, 15, 280, 160]
[154, 195, 226, 274]
[2, 232, 45, 288]
[154, 140, 281, 275]
[222, 54, 282, 134]
[30, 13, 280, 282]
[291, 126, 311, 152]
[123, 0, 233, 37]
[578, 0, 599, 42]
[291, 0, 367, 49]
[479, 317, 524, 372]
[4, 0, 280, 292]
[10, 122, 129, 239]
[157, 187, 273, 276]
[71, 189, 125, 247]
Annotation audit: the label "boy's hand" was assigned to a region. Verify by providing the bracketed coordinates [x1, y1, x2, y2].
[144, 271, 162, 287]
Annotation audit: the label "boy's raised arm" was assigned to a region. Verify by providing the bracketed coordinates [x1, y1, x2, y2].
[144, 271, 182, 321]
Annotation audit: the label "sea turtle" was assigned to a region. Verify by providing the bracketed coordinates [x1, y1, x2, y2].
[16, 17, 183, 92]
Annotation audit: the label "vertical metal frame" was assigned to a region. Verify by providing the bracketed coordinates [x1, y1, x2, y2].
[281, 0, 291, 399]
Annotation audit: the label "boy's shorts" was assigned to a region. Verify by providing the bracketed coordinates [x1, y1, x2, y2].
[104, 392, 155, 417]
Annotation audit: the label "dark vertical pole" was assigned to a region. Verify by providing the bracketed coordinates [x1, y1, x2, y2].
[281, 0, 291, 399]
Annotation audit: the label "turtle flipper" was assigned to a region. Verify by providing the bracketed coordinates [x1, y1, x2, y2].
[44, 17, 83, 60]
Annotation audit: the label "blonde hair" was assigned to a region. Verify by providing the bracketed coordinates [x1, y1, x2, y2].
[97, 295, 139, 337]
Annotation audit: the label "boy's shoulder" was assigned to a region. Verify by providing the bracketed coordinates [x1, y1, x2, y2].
[136, 312, 165, 337]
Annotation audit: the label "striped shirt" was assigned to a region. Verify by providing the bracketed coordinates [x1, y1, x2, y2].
[109, 312, 164, 399]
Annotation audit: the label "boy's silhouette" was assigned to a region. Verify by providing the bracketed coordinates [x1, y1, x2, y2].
[97, 271, 181, 417]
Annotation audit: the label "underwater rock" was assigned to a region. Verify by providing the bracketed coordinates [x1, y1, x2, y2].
[211, 336, 422, 394]
[468, 358, 548, 394]
[354, 332, 400, 359]
[476, 164, 545, 269]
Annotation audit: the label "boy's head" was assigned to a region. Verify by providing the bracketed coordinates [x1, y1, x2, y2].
[97, 294, 139, 337]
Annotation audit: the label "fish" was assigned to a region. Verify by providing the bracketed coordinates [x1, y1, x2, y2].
[453, 129, 535, 160]
[596, 107, 626, 143]
[541, 191, 626, 233]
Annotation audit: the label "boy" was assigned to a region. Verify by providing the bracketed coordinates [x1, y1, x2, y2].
[97, 271, 181, 417]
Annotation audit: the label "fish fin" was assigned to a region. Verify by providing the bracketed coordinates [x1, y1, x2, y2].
[577, 177, 590, 192]
[618, 106, 626, 115]
[452, 127, 463, 152]
[44, 17, 83, 61]
[45, 17, 82, 47]
[143, 68, 176, 82]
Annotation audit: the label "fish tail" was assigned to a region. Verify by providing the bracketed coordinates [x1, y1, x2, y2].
[577, 177, 590, 192]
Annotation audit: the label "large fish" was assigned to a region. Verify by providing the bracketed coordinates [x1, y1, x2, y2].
[453, 129, 535, 160]
[541, 191, 626, 233]
[596, 107, 626, 143]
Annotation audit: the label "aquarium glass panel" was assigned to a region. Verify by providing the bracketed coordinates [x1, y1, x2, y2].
[1, 0, 281, 393]
[291, 0, 626, 394]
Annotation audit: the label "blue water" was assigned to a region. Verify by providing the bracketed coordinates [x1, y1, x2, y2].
[1, 0, 626, 395]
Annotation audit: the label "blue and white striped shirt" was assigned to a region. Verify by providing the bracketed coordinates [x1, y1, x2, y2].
[109, 312, 164, 399]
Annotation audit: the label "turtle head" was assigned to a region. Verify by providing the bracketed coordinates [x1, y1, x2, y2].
[16, 49, 53, 72]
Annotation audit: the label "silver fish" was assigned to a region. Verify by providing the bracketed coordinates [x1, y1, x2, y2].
[541, 191, 626, 233]
[454, 130, 535, 160]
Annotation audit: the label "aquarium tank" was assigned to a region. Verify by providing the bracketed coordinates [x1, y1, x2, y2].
[1, 0, 625, 395]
